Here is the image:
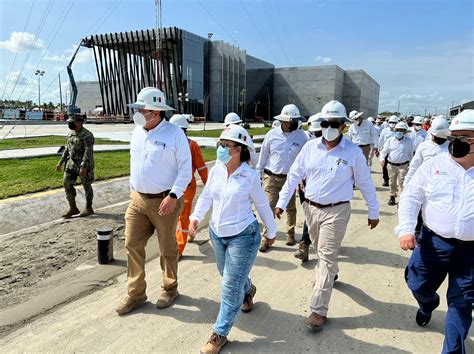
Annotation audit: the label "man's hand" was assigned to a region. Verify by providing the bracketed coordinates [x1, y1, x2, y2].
[400, 234, 416, 251]
[368, 218, 379, 229]
[380, 160, 385, 168]
[267, 238, 276, 246]
[275, 207, 284, 219]
[55, 163, 62, 172]
[189, 219, 199, 237]
[374, 148, 379, 157]
[159, 196, 177, 216]
[79, 167, 87, 177]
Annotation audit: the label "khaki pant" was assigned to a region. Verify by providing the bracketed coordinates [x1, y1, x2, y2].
[262, 173, 296, 239]
[124, 191, 183, 299]
[303, 202, 351, 316]
[359, 145, 371, 165]
[368, 145, 375, 166]
[388, 163, 408, 197]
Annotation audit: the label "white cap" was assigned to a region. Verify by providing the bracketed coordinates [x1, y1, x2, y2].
[449, 109, 474, 131]
[428, 117, 450, 137]
[413, 116, 424, 124]
[223, 112, 242, 126]
[319, 100, 349, 122]
[367, 117, 375, 122]
[388, 115, 399, 123]
[349, 110, 364, 121]
[127, 87, 174, 111]
[169, 114, 189, 129]
[274, 104, 302, 122]
[219, 125, 255, 152]
[395, 122, 408, 130]
[272, 120, 281, 128]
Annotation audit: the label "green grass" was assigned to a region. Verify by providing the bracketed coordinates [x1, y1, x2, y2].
[188, 126, 271, 138]
[0, 147, 216, 199]
[0, 136, 127, 151]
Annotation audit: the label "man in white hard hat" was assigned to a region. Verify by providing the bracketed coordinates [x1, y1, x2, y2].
[256, 103, 308, 251]
[307, 113, 323, 139]
[169, 114, 208, 258]
[374, 117, 384, 136]
[422, 117, 431, 131]
[347, 110, 379, 165]
[380, 122, 413, 206]
[397, 109, 474, 354]
[115, 87, 192, 315]
[409, 116, 428, 152]
[376, 115, 399, 186]
[275, 100, 380, 331]
[223, 112, 242, 127]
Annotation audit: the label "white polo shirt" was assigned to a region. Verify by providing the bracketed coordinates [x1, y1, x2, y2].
[190, 162, 277, 239]
[409, 128, 428, 151]
[256, 126, 308, 175]
[347, 120, 378, 146]
[397, 153, 474, 240]
[380, 136, 414, 164]
[276, 137, 380, 220]
[129, 120, 192, 198]
[378, 127, 395, 150]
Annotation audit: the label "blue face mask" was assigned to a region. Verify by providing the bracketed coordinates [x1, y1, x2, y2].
[216, 146, 232, 164]
[394, 131, 404, 140]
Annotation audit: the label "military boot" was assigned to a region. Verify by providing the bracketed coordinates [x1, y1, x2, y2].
[79, 200, 94, 217]
[62, 200, 80, 219]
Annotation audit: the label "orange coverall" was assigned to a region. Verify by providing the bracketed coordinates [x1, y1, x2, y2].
[177, 139, 208, 255]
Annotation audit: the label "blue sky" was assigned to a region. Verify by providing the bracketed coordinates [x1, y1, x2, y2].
[0, 0, 472, 115]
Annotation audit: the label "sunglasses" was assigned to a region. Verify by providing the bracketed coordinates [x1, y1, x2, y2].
[320, 120, 342, 129]
[217, 141, 238, 149]
[446, 135, 474, 143]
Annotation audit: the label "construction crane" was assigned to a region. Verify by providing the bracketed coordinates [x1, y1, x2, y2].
[66, 40, 84, 114]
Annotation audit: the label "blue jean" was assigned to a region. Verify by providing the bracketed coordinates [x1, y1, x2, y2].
[210, 220, 261, 336]
[406, 226, 474, 354]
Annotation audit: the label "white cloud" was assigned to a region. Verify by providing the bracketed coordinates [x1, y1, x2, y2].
[9, 71, 29, 86]
[0, 32, 45, 53]
[315, 56, 332, 63]
[45, 46, 92, 64]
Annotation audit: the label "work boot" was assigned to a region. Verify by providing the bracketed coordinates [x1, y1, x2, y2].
[285, 234, 296, 246]
[156, 289, 179, 309]
[241, 284, 257, 313]
[415, 309, 432, 327]
[200, 333, 228, 354]
[115, 295, 147, 316]
[388, 196, 396, 206]
[382, 180, 389, 187]
[187, 234, 195, 243]
[62, 200, 80, 219]
[305, 312, 327, 332]
[294, 241, 309, 261]
[259, 237, 270, 252]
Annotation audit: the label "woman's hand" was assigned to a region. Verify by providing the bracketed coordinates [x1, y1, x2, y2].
[189, 219, 199, 237]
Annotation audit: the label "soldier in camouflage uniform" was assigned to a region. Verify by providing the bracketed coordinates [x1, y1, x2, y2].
[55, 114, 95, 218]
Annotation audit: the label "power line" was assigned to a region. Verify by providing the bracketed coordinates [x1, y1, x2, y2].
[196, 0, 240, 46]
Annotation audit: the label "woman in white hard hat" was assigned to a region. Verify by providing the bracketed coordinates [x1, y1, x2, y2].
[222, 112, 258, 168]
[189, 125, 277, 354]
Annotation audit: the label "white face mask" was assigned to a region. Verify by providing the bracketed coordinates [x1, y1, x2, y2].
[322, 127, 340, 142]
[389, 123, 396, 129]
[133, 112, 147, 127]
[414, 125, 421, 131]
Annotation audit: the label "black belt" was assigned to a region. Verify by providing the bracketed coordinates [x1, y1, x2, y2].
[424, 225, 474, 246]
[305, 199, 349, 209]
[264, 169, 287, 178]
[138, 190, 170, 199]
[387, 161, 409, 166]
[358, 144, 370, 148]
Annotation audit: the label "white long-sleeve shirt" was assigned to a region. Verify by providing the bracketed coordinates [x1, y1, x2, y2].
[380, 136, 414, 164]
[129, 120, 192, 198]
[374, 124, 384, 136]
[377, 127, 394, 150]
[403, 139, 449, 186]
[276, 137, 380, 220]
[409, 128, 428, 151]
[397, 153, 474, 240]
[256, 126, 308, 175]
[190, 161, 277, 239]
[347, 120, 378, 146]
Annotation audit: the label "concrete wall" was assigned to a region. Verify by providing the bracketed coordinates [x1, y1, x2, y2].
[76, 81, 102, 116]
[342, 70, 380, 118]
[245, 68, 274, 120]
[272, 65, 345, 117]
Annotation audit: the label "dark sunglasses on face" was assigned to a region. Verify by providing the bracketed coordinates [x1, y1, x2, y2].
[320, 120, 342, 129]
[446, 135, 474, 143]
[217, 141, 238, 149]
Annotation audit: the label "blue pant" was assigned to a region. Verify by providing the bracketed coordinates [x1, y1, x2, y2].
[406, 226, 474, 354]
[210, 220, 261, 336]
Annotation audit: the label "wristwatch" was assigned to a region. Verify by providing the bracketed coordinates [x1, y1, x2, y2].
[169, 192, 177, 199]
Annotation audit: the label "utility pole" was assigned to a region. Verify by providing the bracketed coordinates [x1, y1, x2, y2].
[59, 74, 63, 112]
[397, 100, 400, 113]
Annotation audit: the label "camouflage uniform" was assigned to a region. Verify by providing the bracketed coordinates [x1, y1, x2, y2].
[58, 115, 95, 207]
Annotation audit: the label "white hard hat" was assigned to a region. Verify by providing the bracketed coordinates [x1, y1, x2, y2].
[223, 112, 242, 126]
[395, 122, 408, 130]
[308, 113, 322, 132]
[428, 117, 450, 137]
[423, 117, 430, 123]
[272, 120, 281, 128]
[169, 114, 189, 129]
[367, 117, 375, 122]
[413, 116, 424, 124]
[127, 87, 174, 111]
[388, 115, 399, 123]
[274, 104, 302, 121]
[437, 114, 446, 120]
[349, 110, 364, 121]
[449, 109, 474, 131]
[219, 125, 255, 152]
[319, 100, 349, 121]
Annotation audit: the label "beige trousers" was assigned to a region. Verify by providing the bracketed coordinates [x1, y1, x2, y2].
[303, 201, 351, 317]
[359, 145, 371, 165]
[388, 163, 408, 197]
[262, 173, 296, 239]
[124, 191, 183, 298]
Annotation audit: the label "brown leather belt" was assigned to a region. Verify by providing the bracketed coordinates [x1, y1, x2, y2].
[305, 199, 349, 209]
[138, 190, 170, 199]
[358, 144, 370, 148]
[264, 168, 287, 178]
